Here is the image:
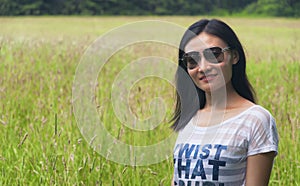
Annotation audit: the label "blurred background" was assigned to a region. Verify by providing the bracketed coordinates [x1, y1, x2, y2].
[0, 0, 299, 17]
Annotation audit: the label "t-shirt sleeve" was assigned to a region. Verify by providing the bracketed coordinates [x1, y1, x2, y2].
[247, 108, 279, 157]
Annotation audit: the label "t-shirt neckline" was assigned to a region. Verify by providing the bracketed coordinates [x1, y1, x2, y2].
[190, 104, 260, 130]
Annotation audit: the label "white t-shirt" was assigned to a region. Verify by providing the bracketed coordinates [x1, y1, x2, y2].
[173, 105, 279, 186]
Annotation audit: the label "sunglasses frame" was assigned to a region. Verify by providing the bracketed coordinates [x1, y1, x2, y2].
[181, 46, 231, 69]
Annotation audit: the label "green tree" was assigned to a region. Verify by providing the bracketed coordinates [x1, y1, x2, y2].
[0, 0, 297, 16]
[244, 0, 298, 17]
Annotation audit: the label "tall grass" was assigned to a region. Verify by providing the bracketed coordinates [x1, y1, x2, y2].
[0, 16, 299, 185]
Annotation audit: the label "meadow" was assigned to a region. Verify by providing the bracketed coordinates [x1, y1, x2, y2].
[0, 16, 299, 185]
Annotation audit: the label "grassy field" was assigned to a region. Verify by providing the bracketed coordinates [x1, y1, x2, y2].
[0, 16, 299, 185]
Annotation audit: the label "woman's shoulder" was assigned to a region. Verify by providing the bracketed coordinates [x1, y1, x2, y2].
[246, 104, 279, 156]
[241, 104, 276, 131]
[226, 100, 274, 125]
[245, 104, 274, 119]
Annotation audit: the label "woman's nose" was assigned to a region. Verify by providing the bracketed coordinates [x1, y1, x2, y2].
[197, 57, 210, 72]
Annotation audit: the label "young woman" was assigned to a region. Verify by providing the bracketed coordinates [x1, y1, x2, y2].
[171, 19, 279, 186]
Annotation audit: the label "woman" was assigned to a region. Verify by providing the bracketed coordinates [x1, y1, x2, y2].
[171, 19, 278, 186]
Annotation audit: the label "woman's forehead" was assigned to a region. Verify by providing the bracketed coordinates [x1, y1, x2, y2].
[184, 33, 227, 52]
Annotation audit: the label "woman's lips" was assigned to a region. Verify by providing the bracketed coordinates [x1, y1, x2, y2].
[200, 74, 217, 82]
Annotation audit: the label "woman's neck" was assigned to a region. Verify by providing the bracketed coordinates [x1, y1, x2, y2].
[203, 83, 241, 111]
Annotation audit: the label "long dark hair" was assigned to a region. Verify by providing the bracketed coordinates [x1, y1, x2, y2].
[171, 19, 256, 131]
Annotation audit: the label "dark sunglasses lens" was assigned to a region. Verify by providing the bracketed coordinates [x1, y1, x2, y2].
[204, 47, 223, 63]
[183, 52, 200, 68]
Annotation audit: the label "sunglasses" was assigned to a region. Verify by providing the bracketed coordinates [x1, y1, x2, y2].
[181, 46, 231, 69]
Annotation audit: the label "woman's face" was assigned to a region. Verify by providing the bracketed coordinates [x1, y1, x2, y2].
[184, 32, 238, 93]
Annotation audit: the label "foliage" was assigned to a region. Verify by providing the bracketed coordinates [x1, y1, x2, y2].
[243, 0, 300, 17]
[0, 0, 298, 17]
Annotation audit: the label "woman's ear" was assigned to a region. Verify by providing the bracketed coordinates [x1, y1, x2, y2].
[232, 50, 239, 65]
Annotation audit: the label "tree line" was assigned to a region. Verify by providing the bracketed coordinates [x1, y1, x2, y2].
[0, 0, 299, 17]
